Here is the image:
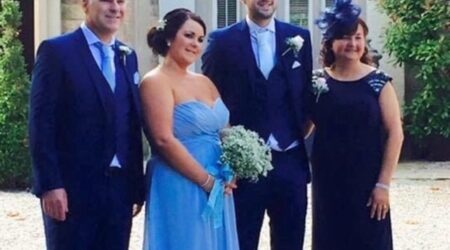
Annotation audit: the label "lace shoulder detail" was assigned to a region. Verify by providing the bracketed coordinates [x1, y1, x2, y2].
[367, 70, 392, 95]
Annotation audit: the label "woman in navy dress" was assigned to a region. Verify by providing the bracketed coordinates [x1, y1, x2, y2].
[309, 1, 404, 249]
[140, 9, 239, 250]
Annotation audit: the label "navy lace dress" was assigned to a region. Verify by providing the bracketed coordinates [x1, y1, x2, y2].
[309, 69, 394, 250]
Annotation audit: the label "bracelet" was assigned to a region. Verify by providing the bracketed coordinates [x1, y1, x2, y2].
[200, 174, 211, 188]
[375, 182, 390, 191]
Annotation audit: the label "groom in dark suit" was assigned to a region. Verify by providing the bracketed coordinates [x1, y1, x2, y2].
[29, 1, 144, 249]
[202, 0, 312, 249]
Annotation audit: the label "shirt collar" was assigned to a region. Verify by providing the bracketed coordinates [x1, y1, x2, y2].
[81, 22, 116, 47]
[246, 16, 276, 35]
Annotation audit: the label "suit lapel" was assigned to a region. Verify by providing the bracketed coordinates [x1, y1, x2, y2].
[274, 22, 305, 124]
[75, 29, 114, 116]
[114, 44, 133, 85]
[236, 21, 259, 93]
[275, 20, 292, 72]
[114, 43, 142, 121]
[275, 20, 285, 62]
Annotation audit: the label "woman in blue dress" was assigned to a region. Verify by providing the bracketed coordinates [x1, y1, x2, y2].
[309, 1, 404, 249]
[140, 8, 239, 250]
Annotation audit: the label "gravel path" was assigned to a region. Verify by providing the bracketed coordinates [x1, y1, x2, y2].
[1, 161, 449, 250]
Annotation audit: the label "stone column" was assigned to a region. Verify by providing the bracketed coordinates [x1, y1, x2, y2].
[34, 0, 61, 52]
[130, 0, 159, 74]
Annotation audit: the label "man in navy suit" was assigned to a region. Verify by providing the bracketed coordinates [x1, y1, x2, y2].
[29, 1, 144, 249]
[202, 0, 312, 249]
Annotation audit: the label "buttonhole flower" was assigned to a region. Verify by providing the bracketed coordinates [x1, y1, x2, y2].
[282, 35, 304, 57]
[312, 76, 329, 103]
[118, 45, 132, 66]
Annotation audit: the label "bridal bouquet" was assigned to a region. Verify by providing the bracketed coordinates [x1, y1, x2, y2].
[220, 126, 273, 182]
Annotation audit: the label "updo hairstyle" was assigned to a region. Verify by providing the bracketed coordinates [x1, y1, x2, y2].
[147, 8, 207, 57]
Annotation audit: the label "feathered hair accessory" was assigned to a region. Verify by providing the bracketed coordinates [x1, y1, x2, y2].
[315, 0, 361, 40]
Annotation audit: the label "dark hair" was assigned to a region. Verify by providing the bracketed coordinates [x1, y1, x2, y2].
[320, 18, 372, 67]
[146, 8, 206, 57]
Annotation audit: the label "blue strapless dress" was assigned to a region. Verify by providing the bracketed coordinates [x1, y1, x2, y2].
[144, 98, 239, 250]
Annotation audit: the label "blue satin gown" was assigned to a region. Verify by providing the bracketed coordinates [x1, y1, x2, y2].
[144, 98, 239, 250]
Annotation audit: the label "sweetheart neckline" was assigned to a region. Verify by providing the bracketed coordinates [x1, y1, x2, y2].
[175, 98, 221, 110]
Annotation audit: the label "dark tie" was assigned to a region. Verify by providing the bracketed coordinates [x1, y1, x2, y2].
[94, 42, 116, 92]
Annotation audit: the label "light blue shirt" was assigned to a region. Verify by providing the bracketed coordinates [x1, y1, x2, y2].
[80, 23, 121, 168]
[246, 16, 276, 68]
[80, 22, 117, 74]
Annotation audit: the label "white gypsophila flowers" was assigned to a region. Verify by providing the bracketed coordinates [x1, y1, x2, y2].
[312, 76, 329, 103]
[282, 35, 304, 57]
[220, 126, 273, 182]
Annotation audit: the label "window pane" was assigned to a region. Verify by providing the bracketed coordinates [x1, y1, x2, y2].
[290, 0, 308, 27]
[326, 0, 334, 8]
[227, 0, 237, 24]
[217, 0, 226, 28]
[217, 0, 238, 28]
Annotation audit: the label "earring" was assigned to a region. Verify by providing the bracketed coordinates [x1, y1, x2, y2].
[167, 41, 171, 47]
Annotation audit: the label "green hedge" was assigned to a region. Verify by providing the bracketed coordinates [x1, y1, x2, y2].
[380, 0, 450, 138]
[0, 0, 31, 188]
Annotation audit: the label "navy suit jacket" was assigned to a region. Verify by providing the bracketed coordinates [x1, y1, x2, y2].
[202, 19, 312, 146]
[29, 28, 145, 206]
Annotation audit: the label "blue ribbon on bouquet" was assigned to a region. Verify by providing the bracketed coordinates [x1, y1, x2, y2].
[201, 162, 234, 228]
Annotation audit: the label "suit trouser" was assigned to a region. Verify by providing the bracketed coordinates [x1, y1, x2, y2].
[234, 147, 309, 250]
[42, 169, 133, 250]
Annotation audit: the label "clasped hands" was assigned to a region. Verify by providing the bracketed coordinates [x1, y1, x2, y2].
[201, 176, 237, 195]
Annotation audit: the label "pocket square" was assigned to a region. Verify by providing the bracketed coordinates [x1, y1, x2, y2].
[133, 71, 140, 85]
[292, 61, 301, 69]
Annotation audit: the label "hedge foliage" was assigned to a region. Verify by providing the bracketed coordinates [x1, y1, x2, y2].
[380, 0, 450, 138]
[0, 0, 31, 188]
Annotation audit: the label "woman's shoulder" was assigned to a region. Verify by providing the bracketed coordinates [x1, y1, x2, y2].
[369, 68, 393, 82]
[190, 72, 220, 97]
[140, 68, 171, 91]
[190, 72, 216, 87]
[366, 68, 393, 95]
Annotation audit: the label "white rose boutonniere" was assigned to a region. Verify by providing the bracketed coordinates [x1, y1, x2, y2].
[282, 35, 304, 57]
[118, 45, 132, 66]
[312, 76, 329, 103]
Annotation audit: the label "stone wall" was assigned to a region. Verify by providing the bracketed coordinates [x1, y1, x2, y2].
[61, 0, 84, 33]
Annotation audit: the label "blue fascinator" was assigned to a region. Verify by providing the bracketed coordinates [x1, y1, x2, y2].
[315, 0, 361, 40]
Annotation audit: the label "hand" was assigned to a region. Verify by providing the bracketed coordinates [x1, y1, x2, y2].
[224, 178, 237, 195]
[366, 186, 390, 220]
[42, 188, 69, 221]
[132, 204, 143, 217]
